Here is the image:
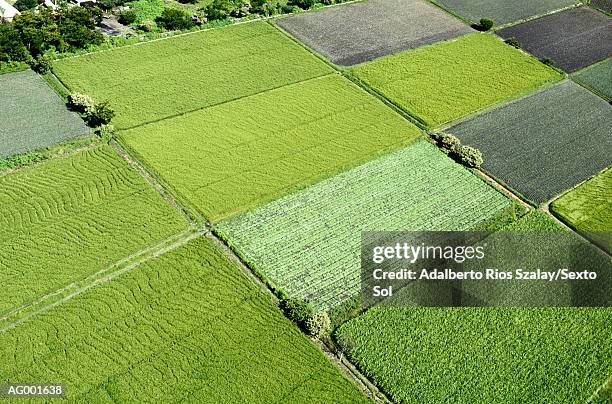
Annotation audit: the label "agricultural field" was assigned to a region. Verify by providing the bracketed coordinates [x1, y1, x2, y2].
[0, 145, 188, 315]
[350, 33, 560, 128]
[120, 75, 421, 221]
[573, 58, 612, 101]
[276, 0, 472, 66]
[551, 168, 611, 251]
[216, 141, 512, 310]
[433, 0, 578, 26]
[497, 6, 612, 73]
[0, 237, 367, 402]
[335, 307, 612, 403]
[52, 22, 332, 129]
[591, 0, 612, 14]
[0, 70, 89, 158]
[334, 211, 612, 402]
[448, 80, 612, 205]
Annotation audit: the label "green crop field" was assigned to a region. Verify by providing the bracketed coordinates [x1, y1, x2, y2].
[121, 75, 421, 222]
[0, 70, 89, 158]
[573, 58, 612, 101]
[333, 214, 611, 402]
[350, 33, 561, 128]
[216, 141, 512, 310]
[336, 307, 612, 403]
[0, 237, 367, 402]
[551, 168, 611, 251]
[0, 146, 188, 315]
[52, 22, 332, 129]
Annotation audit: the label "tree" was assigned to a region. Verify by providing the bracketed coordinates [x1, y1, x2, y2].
[0, 23, 30, 63]
[473, 18, 494, 31]
[205, 0, 251, 20]
[117, 9, 138, 25]
[58, 6, 104, 49]
[14, 0, 39, 12]
[86, 101, 115, 127]
[155, 8, 194, 30]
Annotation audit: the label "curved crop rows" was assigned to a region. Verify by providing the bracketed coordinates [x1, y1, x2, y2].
[217, 141, 511, 310]
[0, 145, 188, 315]
[0, 238, 366, 402]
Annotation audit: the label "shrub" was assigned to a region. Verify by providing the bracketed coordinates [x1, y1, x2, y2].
[96, 124, 115, 142]
[117, 9, 138, 25]
[457, 145, 483, 168]
[13, 0, 39, 11]
[306, 312, 331, 338]
[86, 101, 115, 127]
[138, 20, 156, 32]
[205, 0, 251, 20]
[473, 18, 494, 31]
[504, 37, 520, 49]
[280, 298, 314, 330]
[250, 0, 285, 15]
[288, 0, 316, 9]
[155, 8, 195, 30]
[540, 58, 555, 66]
[177, 0, 198, 4]
[30, 54, 51, 73]
[440, 134, 460, 152]
[68, 93, 95, 114]
[335, 333, 355, 357]
[97, 0, 126, 10]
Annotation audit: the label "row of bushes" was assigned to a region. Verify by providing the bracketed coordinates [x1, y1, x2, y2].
[431, 133, 484, 168]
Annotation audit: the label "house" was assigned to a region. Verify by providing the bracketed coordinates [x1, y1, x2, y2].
[0, 0, 20, 21]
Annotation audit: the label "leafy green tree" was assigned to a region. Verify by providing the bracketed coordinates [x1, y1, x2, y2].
[155, 8, 194, 30]
[13, 0, 39, 12]
[0, 24, 30, 62]
[59, 7, 104, 49]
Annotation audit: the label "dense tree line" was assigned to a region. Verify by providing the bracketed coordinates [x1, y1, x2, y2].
[0, 7, 103, 71]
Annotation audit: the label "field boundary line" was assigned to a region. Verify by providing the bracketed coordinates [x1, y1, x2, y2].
[116, 72, 335, 132]
[110, 140, 201, 226]
[493, 2, 585, 30]
[271, 20, 430, 131]
[52, 0, 365, 62]
[435, 65, 565, 132]
[207, 227, 390, 402]
[0, 227, 205, 333]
